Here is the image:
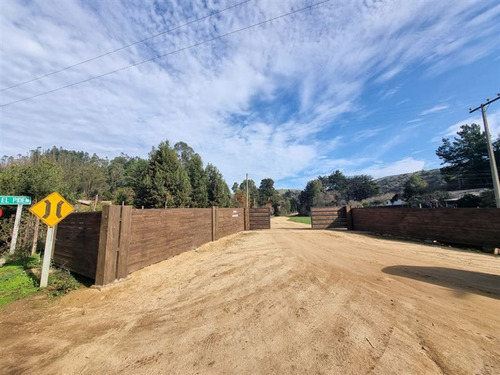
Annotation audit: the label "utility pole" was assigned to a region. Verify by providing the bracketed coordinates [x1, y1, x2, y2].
[246, 173, 249, 208]
[469, 93, 500, 208]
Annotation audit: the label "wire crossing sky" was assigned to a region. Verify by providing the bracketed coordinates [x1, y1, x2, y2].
[1, 0, 499, 188]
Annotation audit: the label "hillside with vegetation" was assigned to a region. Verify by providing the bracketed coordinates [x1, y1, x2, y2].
[291, 123, 499, 213]
[375, 169, 445, 194]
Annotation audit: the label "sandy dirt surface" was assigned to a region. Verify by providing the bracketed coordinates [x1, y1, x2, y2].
[1, 217, 499, 375]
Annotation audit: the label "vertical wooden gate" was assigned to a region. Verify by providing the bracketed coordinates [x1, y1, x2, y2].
[249, 208, 271, 230]
[311, 206, 351, 229]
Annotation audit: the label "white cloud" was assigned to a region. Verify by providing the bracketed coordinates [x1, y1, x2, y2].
[0, 0, 498, 188]
[407, 118, 422, 123]
[420, 104, 449, 116]
[378, 86, 399, 100]
[431, 110, 500, 142]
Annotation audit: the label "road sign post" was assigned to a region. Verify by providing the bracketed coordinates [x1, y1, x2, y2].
[0, 196, 32, 254]
[9, 204, 23, 254]
[29, 192, 73, 287]
[40, 225, 57, 287]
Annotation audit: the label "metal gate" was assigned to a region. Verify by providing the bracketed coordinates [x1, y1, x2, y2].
[311, 206, 350, 229]
[249, 208, 271, 230]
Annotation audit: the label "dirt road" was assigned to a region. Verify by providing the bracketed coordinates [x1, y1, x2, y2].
[1, 217, 499, 374]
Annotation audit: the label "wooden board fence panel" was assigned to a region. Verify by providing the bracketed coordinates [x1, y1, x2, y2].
[352, 207, 500, 248]
[128, 208, 212, 273]
[95, 205, 132, 285]
[53, 206, 249, 285]
[54, 212, 101, 279]
[311, 206, 347, 229]
[215, 208, 244, 240]
[249, 208, 271, 230]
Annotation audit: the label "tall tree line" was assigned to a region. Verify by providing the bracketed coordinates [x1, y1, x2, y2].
[0, 141, 233, 254]
[0, 141, 232, 209]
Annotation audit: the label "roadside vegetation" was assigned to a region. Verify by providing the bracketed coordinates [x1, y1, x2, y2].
[0, 254, 85, 307]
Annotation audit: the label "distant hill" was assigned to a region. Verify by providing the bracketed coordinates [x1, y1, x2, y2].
[375, 169, 446, 194]
[277, 189, 301, 195]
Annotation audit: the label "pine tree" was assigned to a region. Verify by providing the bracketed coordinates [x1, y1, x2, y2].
[187, 154, 208, 207]
[206, 164, 231, 207]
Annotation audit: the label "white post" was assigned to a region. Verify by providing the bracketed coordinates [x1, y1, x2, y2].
[9, 204, 23, 254]
[40, 225, 56, 287]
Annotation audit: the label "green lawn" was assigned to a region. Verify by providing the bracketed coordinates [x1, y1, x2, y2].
[0, 257, 40, 307]
[288, 216, 311, 225]
[0, 255, 85, 307]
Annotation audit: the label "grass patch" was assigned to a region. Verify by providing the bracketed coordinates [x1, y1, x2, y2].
[0, 256, 40, 307]
[0, 254, 86, 307]
[289, 216, 311, 225]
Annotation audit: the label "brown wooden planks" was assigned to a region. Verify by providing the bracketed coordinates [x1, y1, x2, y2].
[351, 207, 500, 247]
[311, 207, 347, 229]
[215, 208, 244, 240]
[249, 208, 270, 230]
[128, 207, 244, 274]
[55, 206, 251, 283]
[54, 212, 101, 279]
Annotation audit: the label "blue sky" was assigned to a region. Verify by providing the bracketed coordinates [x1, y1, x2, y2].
[1, 0, 499, 189]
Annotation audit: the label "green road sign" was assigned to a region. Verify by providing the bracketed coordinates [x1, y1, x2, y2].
[0, 196, 32, 205]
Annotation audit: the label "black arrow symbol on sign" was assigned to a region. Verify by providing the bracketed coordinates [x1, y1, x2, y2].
[56, 200, 63, 219]
[43, 199, 51, 218]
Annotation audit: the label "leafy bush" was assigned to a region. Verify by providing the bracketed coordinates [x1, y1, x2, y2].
[48, 268, 82, 297]
[457, 194, 482, 208]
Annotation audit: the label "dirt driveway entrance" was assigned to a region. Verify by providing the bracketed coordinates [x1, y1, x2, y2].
[2, 217, 499, 374]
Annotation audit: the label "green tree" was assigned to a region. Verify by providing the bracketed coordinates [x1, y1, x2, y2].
[232, 182, 239, 193]
[141, 141, 192, 208]
[174, 141, 195, 168]
[239, 179, 259, 207]
[319, 170, 348, 194]
[258, 178, 278, 206]
[108, 154, 130, 194]
[206, 164, 231, 207]
[187, 154, 208, 207]
[80, 154, 109, 199]
[299, 180, 324, 215]
[114, 187, 135, 205]
[345, 175, 380, 202]
[436, 124, 500, 190]
[403, 173, 428, 201]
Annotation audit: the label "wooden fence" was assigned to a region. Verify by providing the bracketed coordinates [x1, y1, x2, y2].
[54, 212, 101, 279]
[54, 206, 248, 285]
[310, 206, 351, 229]
[351, 207, 500, 248]
[249, 208, 271, 229]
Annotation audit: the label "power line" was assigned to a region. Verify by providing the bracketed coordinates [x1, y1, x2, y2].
[0, 0, 332, 108]
[0, 0, 251, 92]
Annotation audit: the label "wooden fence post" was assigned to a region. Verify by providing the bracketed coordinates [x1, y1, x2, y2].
[244, 207, 249, 231]
[95, 205, 132, 286]
[346, 205, 353, 230]
[212, 206, 217, 241]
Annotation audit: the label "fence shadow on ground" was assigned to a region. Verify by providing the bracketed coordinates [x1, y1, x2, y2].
[382, 266, 500, 300]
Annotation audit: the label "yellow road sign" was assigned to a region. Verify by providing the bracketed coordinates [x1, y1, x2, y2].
[30, 192, 74, 227]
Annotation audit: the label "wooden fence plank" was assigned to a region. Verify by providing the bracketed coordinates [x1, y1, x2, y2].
[351, 207, 500, 247]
